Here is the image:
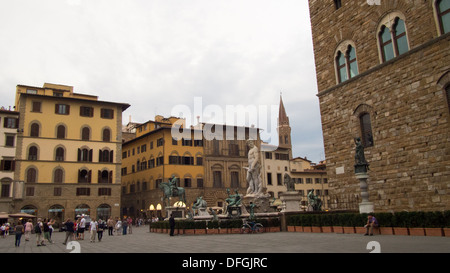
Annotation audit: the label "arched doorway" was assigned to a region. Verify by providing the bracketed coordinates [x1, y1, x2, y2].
[74, 204, 90, 219]
[48, 205, 65, 224]
[97, 204, 111, 221]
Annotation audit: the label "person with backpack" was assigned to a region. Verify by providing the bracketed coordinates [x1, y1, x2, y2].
[35, 218, 45, 246]
[43, 218, 53, 244]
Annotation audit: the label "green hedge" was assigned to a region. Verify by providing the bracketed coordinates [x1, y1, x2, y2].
[152, 219, 243, 229]
[286, 211, 450, 228]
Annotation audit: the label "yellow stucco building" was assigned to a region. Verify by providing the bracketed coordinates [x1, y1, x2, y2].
[13, 83, 129, 223]
[121, 115, 204, 218]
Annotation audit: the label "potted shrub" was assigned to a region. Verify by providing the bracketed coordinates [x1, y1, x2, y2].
[375, 212, 394, 235]
[207, 220, 219, 234]
[407, 211, 425, 236]
[321, 214, 334, 233]
[443, 211, 450, 237]
[310, 214, 322, 233]
[301, 214, 313, 232]
[183, 220, 195, 235]
[341, 213, 356, 234]
[194, 221, 206, 234]
[331, 214, 344, 233]
[393, 211, 410, 235]
[423, 211, 444, 237]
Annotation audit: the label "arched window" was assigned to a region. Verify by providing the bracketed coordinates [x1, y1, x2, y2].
[81, 127, 90, 141]
[393, 18, 408, 56]
[98, 170, 112, 184]
[436, 0, 450, 34]
[56, 125, 66, 139]
[359, 113, 374, 148]
[380, 25, 394, 62]
[378, 14, 409, 63]
[102, 128, 111, 142]
[335, 44, 359, 83]
[53, 168, 64, 183]
[336, 51, 348, 82]
[28, 146, 38, 160]
[26, 168, 37, 183]
[78, 169, 91, 183]
[30, 123, 40, 137]
[78, 148, 93, 162]
[55, 147, 65, 161]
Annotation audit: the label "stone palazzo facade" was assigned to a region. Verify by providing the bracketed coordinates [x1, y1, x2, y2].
[309, 0, 450, 212]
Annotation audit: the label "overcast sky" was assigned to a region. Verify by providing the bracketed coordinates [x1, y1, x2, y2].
[0, 0, 325, 163]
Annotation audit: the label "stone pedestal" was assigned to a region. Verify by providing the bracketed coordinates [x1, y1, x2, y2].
[164, 206, 186, 219]
[242, 194, 272, 213]
[279, 191, 302, 212]
[356, 172, 374, 214]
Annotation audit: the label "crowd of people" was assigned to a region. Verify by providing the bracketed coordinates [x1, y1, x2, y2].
[2, 215, 148, 248]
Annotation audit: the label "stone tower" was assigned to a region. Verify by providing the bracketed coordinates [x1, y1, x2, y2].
[277, 94, 292, 159]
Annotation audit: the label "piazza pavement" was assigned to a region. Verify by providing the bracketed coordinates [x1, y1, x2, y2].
[1, 224, 449, 254]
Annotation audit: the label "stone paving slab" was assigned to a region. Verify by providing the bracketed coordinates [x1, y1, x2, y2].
[1, 226, 449, 254]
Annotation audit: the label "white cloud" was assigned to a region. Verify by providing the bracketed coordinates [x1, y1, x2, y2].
[0, 0, 324, 163]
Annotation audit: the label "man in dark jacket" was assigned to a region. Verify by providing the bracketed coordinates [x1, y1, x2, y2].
[169, 214, 175, 236]
[63, 218, 75, 245]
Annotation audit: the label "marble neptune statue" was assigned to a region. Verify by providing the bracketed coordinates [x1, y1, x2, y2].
[245, 140, 263, 196]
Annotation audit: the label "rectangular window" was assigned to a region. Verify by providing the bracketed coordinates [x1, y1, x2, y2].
[197, 178, 204, 188]
[55, 104, 70, 115]
[80, 106, 94, 117]
[0, 160, 15, 171]
[156, 156, 164, 166]
[184, 178, 191, 188]
[3, 118, 18, 129]
[54, 187, 62, 196]
[98, 188, 112, 196]
[157, 138, 164, 147]
[277, 173, 282, 185]
[76, 188, 90, 196]
[26, 187, 34, 196]
[267, 172, 272, 185]
[334, 0, 342, 9]
[5, 135, 15, 147]
[1, 184, 10, 198]
[100, 108, 114, 119]
[32, 101, 41, 112]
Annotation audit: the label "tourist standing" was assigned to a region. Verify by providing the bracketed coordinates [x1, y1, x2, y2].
[43, 218, 53, 244]
[122, 217, 128, 235]
[169, 214, 175, 236]
[127, 217, 133, 234]
[35, 218, 45, 246]
[79, 215, 86, 240]
[97, 219, 104, 242]
[90, 219, 97, 242]
[47, 218, 55, 241]
[107, 217, 114, 236]
[14, 221, 24, 247]
[24, 219, 33, 241]
[115, 217, 122, 235]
